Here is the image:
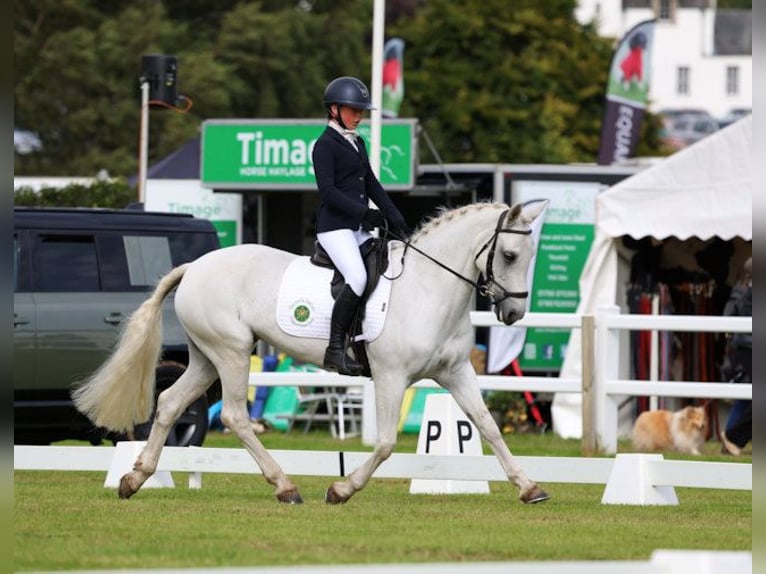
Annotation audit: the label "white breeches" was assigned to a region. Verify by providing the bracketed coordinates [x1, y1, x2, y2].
[317, 228, 373, 296]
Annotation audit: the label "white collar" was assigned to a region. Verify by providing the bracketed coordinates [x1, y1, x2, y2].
[329, 120, 359, 150]
[329, 120, 358, 138]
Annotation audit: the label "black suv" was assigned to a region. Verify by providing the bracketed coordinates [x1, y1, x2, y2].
[13, 207, 221, 446]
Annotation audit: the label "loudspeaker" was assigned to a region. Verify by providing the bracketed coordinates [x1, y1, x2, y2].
[140, 54, 177, 106]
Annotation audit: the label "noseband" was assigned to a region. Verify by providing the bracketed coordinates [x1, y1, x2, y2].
[474, 209, 532, 304]
[388, 209, 532, 305]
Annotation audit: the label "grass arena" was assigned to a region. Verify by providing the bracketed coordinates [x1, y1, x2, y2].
[14, 430, 750, 572]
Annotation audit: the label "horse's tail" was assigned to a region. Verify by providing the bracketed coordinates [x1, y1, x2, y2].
[71, 263, 191, 433]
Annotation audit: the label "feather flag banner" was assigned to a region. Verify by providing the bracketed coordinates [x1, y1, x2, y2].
[597, 20, 655, 165]
[382, 38, 405, 119]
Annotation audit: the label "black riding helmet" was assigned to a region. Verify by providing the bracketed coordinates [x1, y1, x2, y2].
[323, 76, 375, 111]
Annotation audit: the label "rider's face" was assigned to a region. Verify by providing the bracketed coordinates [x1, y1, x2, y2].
[334, 105, 365, 129]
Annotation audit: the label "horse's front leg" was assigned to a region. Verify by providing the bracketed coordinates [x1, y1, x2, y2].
[325, 376, 407, 504]
[440, 361, 549, 504]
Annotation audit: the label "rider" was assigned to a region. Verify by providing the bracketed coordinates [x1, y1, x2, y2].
[312, 76, 410, 375]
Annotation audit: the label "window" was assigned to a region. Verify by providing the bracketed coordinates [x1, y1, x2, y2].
[677, 66, 690, 95]
[13, 234, 29, 291]
[33, 235, 99, 292]
[654, 0, 675, 22]
[726, 66, 739, 96]
[123, 235, 173, 287]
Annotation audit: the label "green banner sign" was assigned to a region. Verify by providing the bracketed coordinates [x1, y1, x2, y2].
[514, 181, 600, 371]
[201, 119, 417, 190]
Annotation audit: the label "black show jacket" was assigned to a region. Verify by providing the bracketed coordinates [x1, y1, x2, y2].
[312, 126, 401, 233]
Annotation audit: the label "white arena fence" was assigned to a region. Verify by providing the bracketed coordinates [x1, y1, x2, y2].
[14, 444, 751, 500]
[247, 308, 752, 453]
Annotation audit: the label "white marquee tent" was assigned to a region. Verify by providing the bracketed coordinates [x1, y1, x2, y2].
[553, 115, 752, 438]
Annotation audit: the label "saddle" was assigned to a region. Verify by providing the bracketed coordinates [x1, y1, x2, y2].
[310, 237, 389, 301]
[310, 237, 390, 377]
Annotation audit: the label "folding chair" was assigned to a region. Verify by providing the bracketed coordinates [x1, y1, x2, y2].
[335, 388, 364, 440]
[284, 387, 341, 437]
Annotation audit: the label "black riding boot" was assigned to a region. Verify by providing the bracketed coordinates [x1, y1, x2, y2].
[324, 285, 364, 376]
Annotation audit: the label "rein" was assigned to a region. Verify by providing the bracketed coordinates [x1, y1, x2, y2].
[386, 209, 532, 303]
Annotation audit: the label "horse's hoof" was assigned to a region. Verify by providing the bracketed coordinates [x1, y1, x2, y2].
[325, 486, 349, 505]
[118, 475, 137, 500]
[520, 485, 550, 504]
[276, 488, 303, 504]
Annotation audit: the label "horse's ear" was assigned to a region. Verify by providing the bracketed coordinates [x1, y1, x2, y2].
[521, 199, 549, 223]
[506, 202, 523, 223]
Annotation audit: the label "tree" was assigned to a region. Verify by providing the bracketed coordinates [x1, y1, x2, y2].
[15, 0, 665, 179]
[14, 180, 136, 208]
[14, 0, 232, 178]
[388, 0, 623, 163]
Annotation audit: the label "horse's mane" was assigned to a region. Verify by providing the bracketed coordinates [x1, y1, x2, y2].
[411, 201, 511, 241]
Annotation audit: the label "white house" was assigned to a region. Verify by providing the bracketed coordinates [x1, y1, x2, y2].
[576, 0, 752, 120]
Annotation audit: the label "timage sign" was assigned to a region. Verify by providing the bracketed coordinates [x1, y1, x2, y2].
[515, 180, 600, 371]
[200, 119, 417, 190]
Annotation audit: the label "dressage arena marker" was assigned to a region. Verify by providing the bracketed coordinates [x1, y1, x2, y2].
[15, 445, 750, 506]
[409, 393, 489, 495]
[601, 453, 678, 505]
[104, 440, 174, 489]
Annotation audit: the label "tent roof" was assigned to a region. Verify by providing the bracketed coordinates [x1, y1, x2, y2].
[597, 115, 752, 241]
[128, 137, 200, 186]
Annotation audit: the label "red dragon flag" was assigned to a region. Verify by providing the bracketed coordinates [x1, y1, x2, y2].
[597, 20, 656, 165]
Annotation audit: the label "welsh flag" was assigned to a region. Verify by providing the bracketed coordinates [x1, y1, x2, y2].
[382, 38, 405, 118]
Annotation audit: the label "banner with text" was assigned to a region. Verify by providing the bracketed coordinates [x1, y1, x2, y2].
[514, 180, 600, 371]
[201, 119, 417, 190]
[145, 179, 243, 247]
[597, 19, 655, 165]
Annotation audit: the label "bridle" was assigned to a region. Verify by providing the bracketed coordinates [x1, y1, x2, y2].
[387, 209, 532, 304]
[474, 209, 533, 303]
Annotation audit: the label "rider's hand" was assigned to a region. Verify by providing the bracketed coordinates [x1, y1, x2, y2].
[389, 217, 411, 238]
[361, 209, 386, 229]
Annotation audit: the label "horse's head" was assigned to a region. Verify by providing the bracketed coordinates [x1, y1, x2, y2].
[478, 200, 548, 325]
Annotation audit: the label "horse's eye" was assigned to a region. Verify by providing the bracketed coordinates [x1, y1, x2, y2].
[503, 251, 517, 263]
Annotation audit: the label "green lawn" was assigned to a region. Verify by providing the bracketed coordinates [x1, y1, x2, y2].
[14, 429, 751, 571]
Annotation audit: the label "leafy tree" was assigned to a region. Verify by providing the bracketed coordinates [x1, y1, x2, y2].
[214, 1, 372, 119]
[14, 180, 136, 208]
[15, 0, 666, 180]
[389, 0, 621, 163]
[14, 0, 231, 177]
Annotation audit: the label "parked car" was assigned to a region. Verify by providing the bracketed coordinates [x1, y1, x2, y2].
[659, 112, 719, 151]
[718, 108, 751, 129]
[13, 206, 222, 446]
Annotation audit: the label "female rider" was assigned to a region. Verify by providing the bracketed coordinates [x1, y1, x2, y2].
[312, 76, 409, 375]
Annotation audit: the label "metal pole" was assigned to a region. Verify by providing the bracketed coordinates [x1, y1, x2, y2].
[138, 80, 149, 204]
[369, 0, 385, 179]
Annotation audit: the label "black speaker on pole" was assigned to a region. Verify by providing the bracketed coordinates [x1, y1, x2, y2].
[140, 54, 177, 106]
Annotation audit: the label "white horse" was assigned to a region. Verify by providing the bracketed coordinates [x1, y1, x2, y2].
[73, 200, 550, 505]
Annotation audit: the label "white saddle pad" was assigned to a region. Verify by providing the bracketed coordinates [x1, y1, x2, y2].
[276, 244, 400, 342]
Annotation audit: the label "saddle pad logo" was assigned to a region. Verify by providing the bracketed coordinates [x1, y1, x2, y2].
[290, 299, 314, 326]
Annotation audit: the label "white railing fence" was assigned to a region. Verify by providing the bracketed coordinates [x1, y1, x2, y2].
[14, 444, 752, 497]
[248, 308, 751, 454]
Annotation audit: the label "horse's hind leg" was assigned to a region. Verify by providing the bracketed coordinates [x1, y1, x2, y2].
[119, 341, 217, 499]
[439, 361, 549, 504]
[215, 351, 303, 504]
